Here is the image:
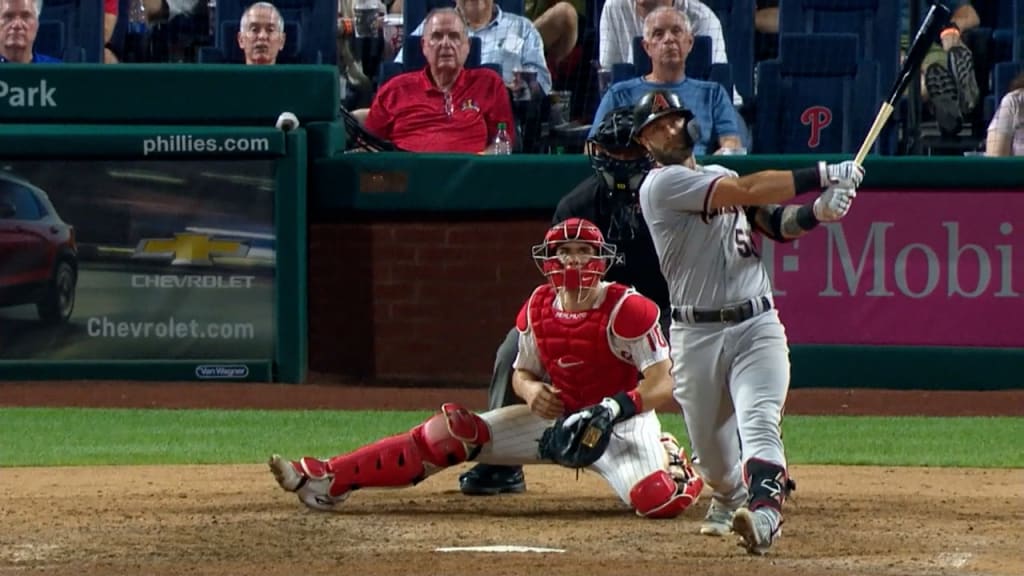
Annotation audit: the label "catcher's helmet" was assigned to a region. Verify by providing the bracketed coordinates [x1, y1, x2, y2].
[631, 90, 701, 148]
[532, 218, 617, 293]
[587, 107, 653, 198]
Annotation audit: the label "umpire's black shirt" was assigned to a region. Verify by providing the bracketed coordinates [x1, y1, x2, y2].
[552, 174, 670, 311]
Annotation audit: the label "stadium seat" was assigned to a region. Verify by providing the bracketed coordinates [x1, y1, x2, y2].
[702, 0, 756, 105]
[39, 0, 104, 62]
[779, 0, 897, 97]
[198, 20, 306, 63]
[215, 0, 336, 65]
[983, 61, 1024, 128]
[35, 20, 74, 60]
[754, 33, 878, 154]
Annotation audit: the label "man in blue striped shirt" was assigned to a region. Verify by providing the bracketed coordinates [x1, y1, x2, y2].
[396, 0, 552, 95]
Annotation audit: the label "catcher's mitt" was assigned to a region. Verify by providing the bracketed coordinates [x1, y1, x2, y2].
[538, 409, 614, 468]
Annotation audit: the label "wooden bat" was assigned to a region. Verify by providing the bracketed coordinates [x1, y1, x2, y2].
[854, 1, 952, 165]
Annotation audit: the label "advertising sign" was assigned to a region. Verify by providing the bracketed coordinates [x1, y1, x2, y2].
[764, 190, 1023, 347]
[0, 159, 275, 361]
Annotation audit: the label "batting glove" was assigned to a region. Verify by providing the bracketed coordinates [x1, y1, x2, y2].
[813, 181, 857, 222]
[819, 161, 865, 188]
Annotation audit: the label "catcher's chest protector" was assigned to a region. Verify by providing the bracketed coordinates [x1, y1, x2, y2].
[529, 284, 639, 413]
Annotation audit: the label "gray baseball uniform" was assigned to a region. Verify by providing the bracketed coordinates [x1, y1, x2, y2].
[638, 163, 789, 507]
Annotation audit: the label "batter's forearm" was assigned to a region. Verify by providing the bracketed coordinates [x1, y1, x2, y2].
[732, 170, 798, 205]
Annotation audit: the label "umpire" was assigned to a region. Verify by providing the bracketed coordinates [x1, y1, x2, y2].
[458, 107, 672, 495]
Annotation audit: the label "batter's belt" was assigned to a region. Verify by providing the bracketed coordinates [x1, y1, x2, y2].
[671, 296, 773, 325]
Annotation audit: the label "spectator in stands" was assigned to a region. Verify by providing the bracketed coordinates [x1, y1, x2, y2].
[238, 2, 285, 65]
[985, 72, 1024, 157]
[590, 7, 742, 155]
[906, 1, 981, 136]
[0, 0, 58, 63]
[598, 0, 735, 104]
[524, 0, 579, 68]
[365, 8, 515, 153]
[142, 0, 198, 22]
[104, 0, 118, 62]
[395, 0, 553, 96]
[336, 0, 374, 107]
[754, 0, 778, 62]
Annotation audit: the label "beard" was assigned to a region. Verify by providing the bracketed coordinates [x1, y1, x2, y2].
[646, 131, 692, 165]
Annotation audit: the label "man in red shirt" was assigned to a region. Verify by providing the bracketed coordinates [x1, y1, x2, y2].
[363, 8, 515, 154]
[104, 0, 117, 62]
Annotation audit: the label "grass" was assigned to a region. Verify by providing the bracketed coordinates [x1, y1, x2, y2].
[0, 407, 1021, 468]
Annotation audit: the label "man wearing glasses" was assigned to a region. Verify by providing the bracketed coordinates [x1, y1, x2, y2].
[364, 7, 515, 153]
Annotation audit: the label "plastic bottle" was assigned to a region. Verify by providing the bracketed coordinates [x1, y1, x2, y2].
[492, 122, 512, 155]
[207, 0, 217, 40]
[128, 0, 147, 35]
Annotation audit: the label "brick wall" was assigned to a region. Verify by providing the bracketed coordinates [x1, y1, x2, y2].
[309, 219, 551, 385]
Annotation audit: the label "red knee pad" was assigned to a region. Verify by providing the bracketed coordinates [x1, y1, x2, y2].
[325, 403, 491, 493]
[413, 402, 492, 469]
[630, 469, 703, 519]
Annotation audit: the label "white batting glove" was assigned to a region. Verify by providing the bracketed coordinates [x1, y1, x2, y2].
[818, 161, 865, 188]
[813, 180, 857, 222]
[561, 397, 622, 429]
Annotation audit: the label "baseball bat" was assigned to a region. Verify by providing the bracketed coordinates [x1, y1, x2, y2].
[853, 1, 952, 165]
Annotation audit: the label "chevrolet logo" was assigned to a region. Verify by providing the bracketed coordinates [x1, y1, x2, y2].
[133, 233, 249, 266]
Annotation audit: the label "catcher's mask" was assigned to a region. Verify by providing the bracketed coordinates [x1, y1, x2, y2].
[631, 89, 702, 153]
[532, 218, 617, 296]
[588, 107, 653, 201]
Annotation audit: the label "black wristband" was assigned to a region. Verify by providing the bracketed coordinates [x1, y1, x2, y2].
[792, 167, 820, 195]
[611, 391, 639, 422]
[796, 203, 820, 231]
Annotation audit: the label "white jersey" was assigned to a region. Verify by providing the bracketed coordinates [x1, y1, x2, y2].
[638, 163, 773, 308]
[512, 282, 670, 381]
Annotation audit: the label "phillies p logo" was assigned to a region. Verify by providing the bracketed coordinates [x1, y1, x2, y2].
[800, 106, 832, 148]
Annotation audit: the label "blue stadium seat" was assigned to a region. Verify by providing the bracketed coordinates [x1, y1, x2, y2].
[39, 0, 104, 62]
[198, 20, 307, 63]
[215, 0, 336, 64]
[779, 0, 898, 92]
[754, 33, 878, 154]
[703, 0, 755, 105]
[35, 20, 73, 60]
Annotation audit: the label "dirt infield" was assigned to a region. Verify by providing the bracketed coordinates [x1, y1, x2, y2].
[1, 382, 1022, 576]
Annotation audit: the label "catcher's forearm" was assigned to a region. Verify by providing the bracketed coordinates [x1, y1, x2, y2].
[512, 369, 541, 402]
[631, 360, 674, 414]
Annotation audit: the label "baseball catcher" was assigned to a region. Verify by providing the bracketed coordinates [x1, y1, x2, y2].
[269, 218, 704, 519]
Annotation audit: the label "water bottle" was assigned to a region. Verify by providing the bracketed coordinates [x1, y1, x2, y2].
[492, 122, 512, 155]
[207, 0, 217, 40]
[128, 0, 147, 35]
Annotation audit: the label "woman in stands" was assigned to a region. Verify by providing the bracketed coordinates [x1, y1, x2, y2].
[985, 71, 1024, 157]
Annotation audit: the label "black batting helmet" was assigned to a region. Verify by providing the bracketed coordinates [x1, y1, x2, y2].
[631, 90, 701, 147]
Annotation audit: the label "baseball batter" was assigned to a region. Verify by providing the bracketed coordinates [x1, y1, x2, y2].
[631, 90, 864, 554]
[269, 219, 704, 518]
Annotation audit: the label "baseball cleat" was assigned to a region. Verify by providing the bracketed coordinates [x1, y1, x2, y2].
[700, 499, 738, 536]
[732, 507, 781, 555]
[269, 454, 348, 511]
[458, 464, 526, 496]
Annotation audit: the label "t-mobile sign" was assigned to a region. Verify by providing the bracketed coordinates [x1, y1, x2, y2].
[761, 190, 1023, 347]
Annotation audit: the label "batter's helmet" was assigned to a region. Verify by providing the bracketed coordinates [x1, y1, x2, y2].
[631, 90, 701, 148]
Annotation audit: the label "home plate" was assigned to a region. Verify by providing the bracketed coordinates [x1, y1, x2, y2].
[435, 545, 566, 554]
